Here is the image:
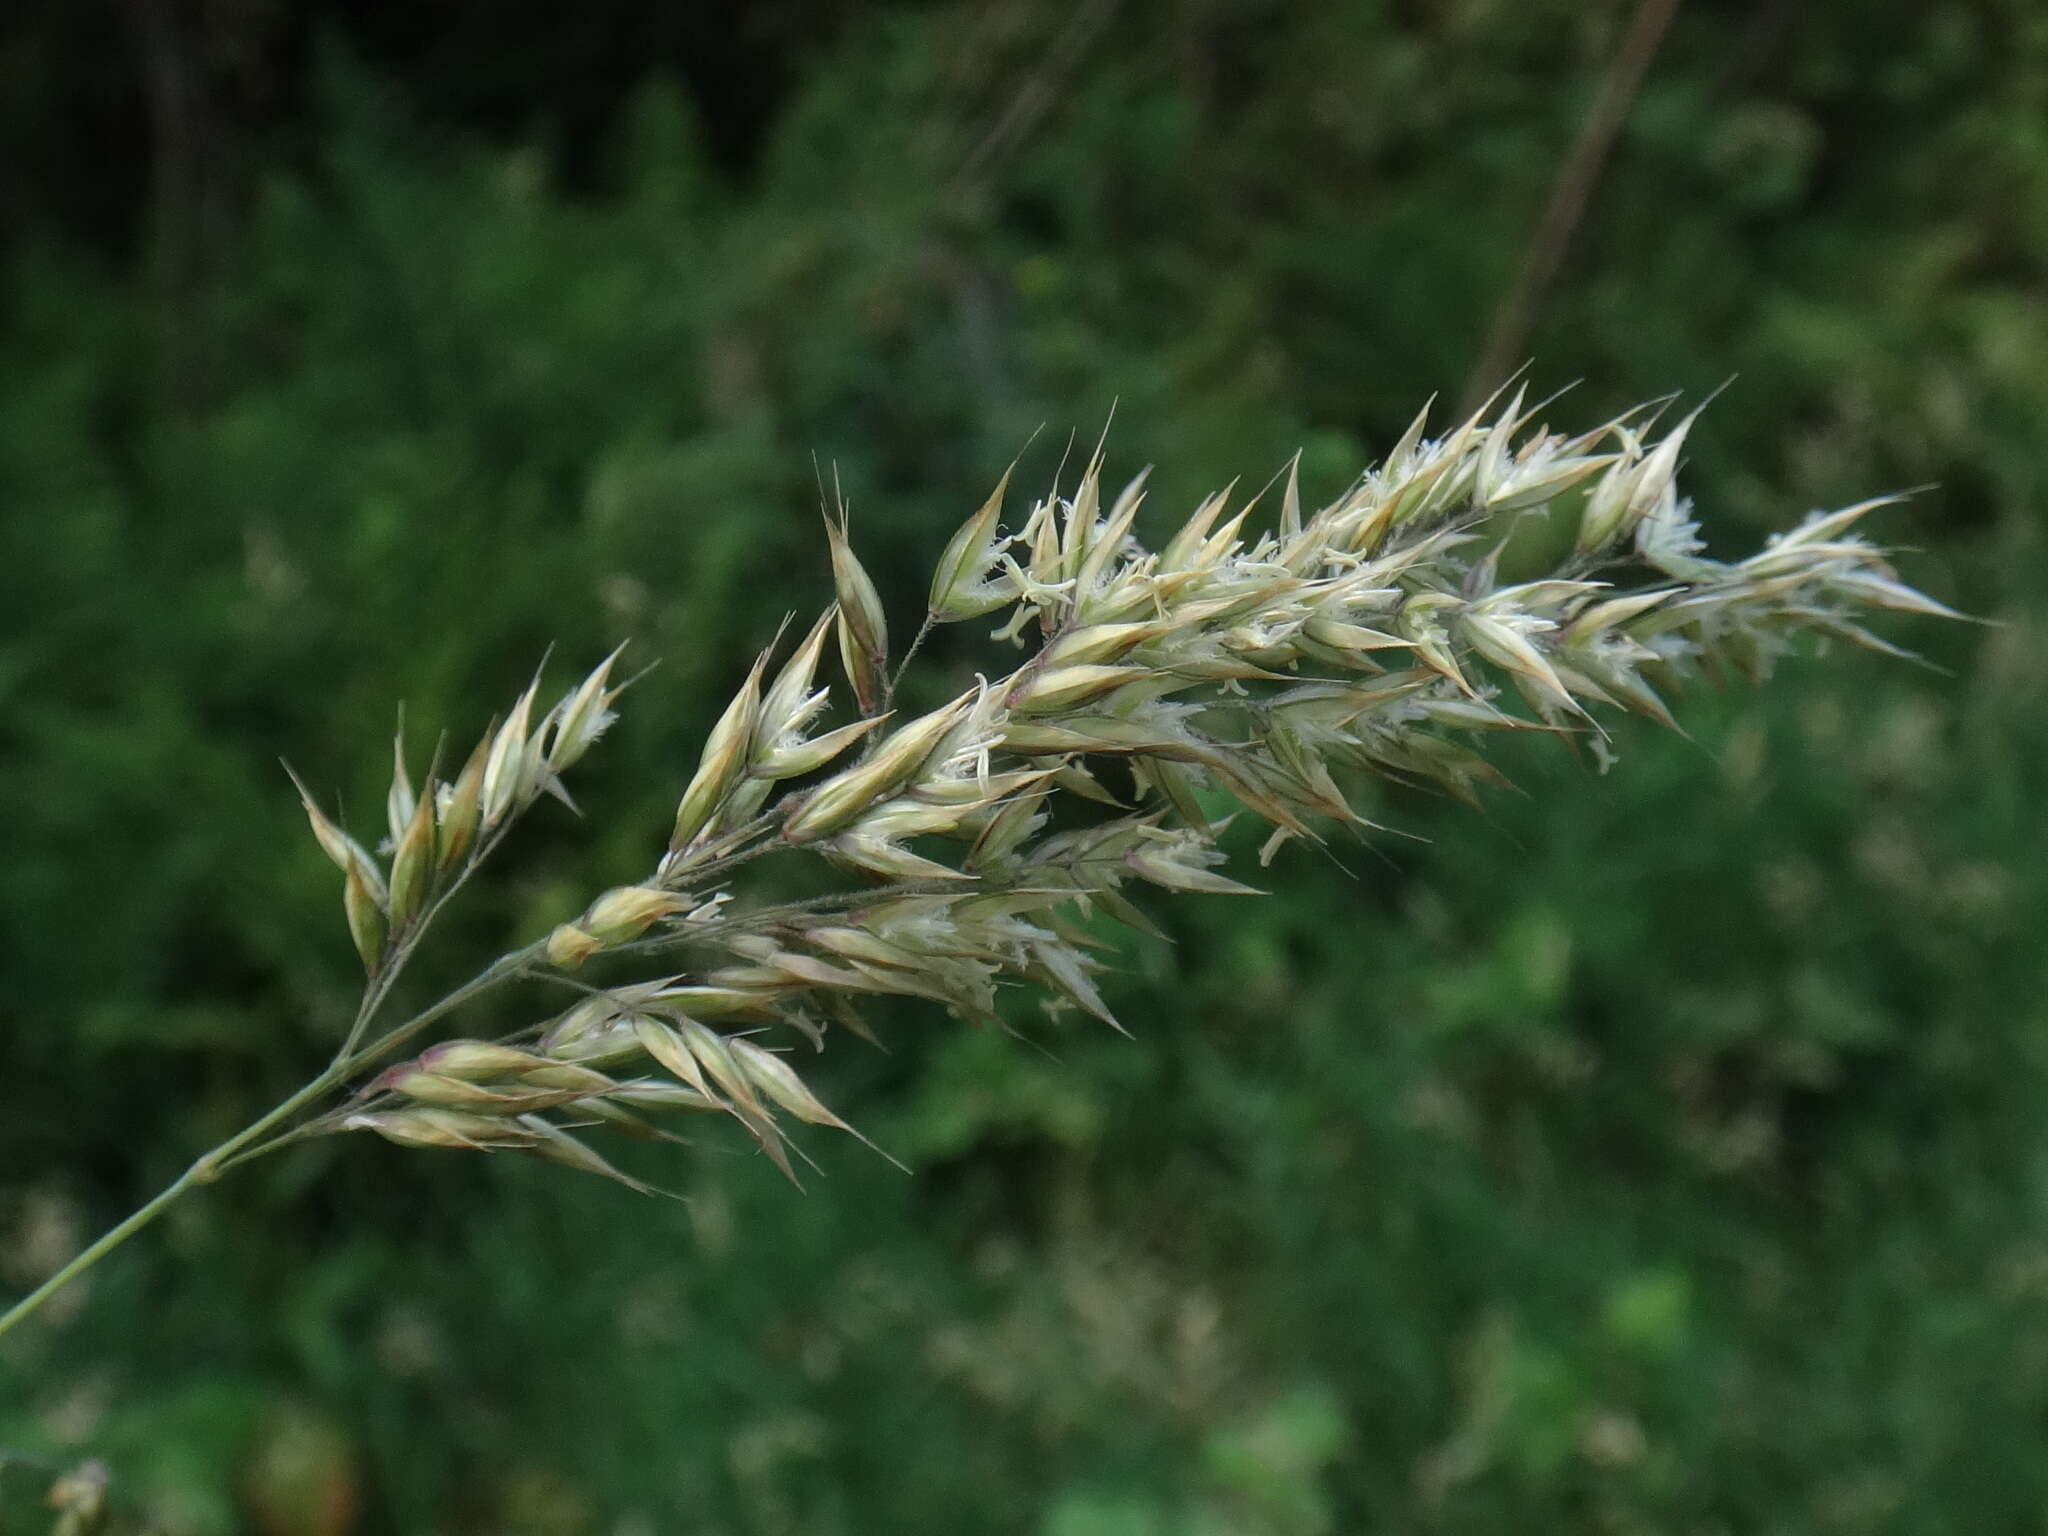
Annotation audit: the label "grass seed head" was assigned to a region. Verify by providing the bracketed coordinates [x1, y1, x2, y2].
[297, 391, 1955, 1202]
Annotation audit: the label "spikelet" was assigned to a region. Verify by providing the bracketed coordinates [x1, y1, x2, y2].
[825, 508, 888, 713]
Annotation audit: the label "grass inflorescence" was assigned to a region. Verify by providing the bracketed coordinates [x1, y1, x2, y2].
[0, 386, 1956, 1336]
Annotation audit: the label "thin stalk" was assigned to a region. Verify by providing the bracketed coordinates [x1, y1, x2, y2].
[0, 939, 541, 1341]
[343, 943, 543, 1078]
[885, 614, 936, 713]
[0, 1070, 333, 1340]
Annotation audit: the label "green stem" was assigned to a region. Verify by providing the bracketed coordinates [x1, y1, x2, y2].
[344, 943, 542, 1076]
[0, 941, 542, 1342]
[0, 1068, 336, 1341]
[884, 613, 936, 713]
[2, 757, 865, 1342]
[211, 943, 545, 1178]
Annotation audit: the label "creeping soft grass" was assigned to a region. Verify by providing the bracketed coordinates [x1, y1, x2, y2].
[0, 386, 1954, 1341]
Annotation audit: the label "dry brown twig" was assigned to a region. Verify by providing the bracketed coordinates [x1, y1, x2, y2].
[0, 384, 1956, 1338]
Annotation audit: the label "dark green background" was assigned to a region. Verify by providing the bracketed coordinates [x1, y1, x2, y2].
[1, 2, 2040, 1531]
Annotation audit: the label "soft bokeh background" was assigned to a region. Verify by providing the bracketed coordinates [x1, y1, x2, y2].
[1, 2, 2041, 1531]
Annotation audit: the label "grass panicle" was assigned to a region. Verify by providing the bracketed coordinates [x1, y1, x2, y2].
[0, 390, 1955, 1338]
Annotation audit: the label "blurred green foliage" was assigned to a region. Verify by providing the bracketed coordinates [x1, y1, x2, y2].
[1, 2, 2043, 1531]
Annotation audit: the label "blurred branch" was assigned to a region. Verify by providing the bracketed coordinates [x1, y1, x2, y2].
[948, 0, 1120, 208]
[128, 0, 215, 411]
[125, 0, 282, 413]
[1460, 0, 1683, 414]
